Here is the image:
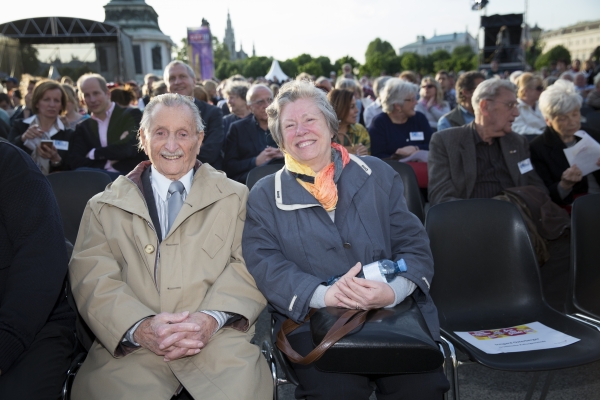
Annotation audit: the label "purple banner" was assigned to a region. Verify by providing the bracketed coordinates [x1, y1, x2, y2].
[187, 27, 214, 80]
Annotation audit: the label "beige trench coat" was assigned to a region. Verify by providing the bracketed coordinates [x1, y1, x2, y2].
[69, 162, 272, 400]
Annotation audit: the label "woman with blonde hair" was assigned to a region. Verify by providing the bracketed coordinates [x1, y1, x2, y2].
[414, 77, 450, 131]
[512, 72, 546, 137]
[61, 84, 89, 130]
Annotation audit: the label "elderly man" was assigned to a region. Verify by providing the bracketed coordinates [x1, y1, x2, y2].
[222, 80, 251, 135]
[428, 78, 547, 206]
[68, 73, 144, 180]
[223, 84, 283, 183]
[69, 94, 271, 399]
[165, 61, 224, 169]
[437, 71, 485, 131]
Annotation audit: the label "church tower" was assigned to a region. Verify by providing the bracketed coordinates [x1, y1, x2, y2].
[224, 10, 236, 61]
[103, 0, 174, 81]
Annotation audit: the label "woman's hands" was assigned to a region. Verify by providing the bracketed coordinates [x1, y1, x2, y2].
[349, 144, 369, 156]
[395, 146, 419, 158]
[36, 142, 61, 163]
[325, 263, 395, 310]
[21, 124, 45, 142]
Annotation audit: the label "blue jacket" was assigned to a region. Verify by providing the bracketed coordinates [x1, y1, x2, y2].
[242, 155, 440, 340]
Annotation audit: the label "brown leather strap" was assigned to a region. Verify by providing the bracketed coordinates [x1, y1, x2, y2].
[276, 309, 369, 365]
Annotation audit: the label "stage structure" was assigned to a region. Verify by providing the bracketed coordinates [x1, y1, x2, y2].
[479, 13, 526, 71]
[0, 16, 135, 81]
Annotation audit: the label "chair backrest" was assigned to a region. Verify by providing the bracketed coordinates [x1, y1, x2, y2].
[384, 160, 425, 223]
[426, 199, 544, 325]
[47, 171, 112, 245]
[246, 164, 284, 190]
[568, 194, 600, 318]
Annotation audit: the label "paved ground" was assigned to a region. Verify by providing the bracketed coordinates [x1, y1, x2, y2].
[254, 309, 600, 400]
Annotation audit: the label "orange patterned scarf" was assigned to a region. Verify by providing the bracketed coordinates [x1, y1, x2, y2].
[285, 143, 350, 212]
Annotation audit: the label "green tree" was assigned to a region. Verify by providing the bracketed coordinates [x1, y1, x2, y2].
[241, 56, 273, 78]
[334, 56, 360, 76]
[314, 56, 333, 77]
[362, 38, 400, 76]
[293, 53, 313, 67]
[20, 43, 40, 75]
[176, 38, 188, 63]
[297, 60, 323, 77]
[365, 38, 395, 61]
[400, 52, 421, 72]
[212, 36, 230, 65]
[535, 45, 571, 70]
[279, 59, 298, 77]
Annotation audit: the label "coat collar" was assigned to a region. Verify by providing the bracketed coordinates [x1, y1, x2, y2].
[96, 159, 235, 240]
[274, 154, 372, 212]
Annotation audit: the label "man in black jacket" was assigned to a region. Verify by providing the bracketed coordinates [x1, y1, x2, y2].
[68, 74, 144, 180]
[0, 142, 75, 398]
[164, 61, 224, 169]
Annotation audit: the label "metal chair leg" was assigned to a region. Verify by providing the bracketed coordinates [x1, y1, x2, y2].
[524, 371, 541, 400]
[440, 336, 460, 400]
[539, 371, 555, 400]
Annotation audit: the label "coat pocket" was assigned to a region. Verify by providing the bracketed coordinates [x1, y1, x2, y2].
[202, 209, 232, 258]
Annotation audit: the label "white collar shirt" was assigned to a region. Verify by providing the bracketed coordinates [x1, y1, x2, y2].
[512, 99, 546, 135]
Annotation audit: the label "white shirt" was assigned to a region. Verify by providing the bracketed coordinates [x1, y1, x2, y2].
[512, 99, 546, 135]
[364, 98, 383, 129]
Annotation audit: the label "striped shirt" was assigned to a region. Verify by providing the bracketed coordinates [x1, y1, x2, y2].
[471, 130, 515, 199]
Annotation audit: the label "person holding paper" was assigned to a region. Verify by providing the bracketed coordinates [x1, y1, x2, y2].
[530, 80, 600, 205]
[7, 80, 74, 174]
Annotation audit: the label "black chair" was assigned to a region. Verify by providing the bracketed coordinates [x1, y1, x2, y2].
[47, 171, 112, 245]
[261, 316, 300, 400]
[383, 160, 425, 223]
[246, 164, 284, 191]
[426, 199, 600, 400]
[567, 194, 600, 324]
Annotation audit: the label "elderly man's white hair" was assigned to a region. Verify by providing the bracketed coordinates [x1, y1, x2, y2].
[538, 79, 582, 120]
[137, 93, 204, 150]
[163, 60, 196, 82]
[379, 78, 418, 114]
[246, 84, 273, 103]
[471, 78, 517, 116]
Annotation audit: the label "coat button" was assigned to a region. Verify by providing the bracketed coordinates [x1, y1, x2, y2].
[343, 242, 351, 249]
[144, 244, 155, 254]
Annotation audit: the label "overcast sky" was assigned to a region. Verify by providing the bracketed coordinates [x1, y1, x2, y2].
[2, 0, 599, 64]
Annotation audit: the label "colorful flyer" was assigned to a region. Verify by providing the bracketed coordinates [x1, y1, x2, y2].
[454, 322, 579, 354]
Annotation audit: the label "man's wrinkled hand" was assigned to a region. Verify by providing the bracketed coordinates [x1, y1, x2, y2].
[159, 312, 219, 362]
[133, 311, 202, 359]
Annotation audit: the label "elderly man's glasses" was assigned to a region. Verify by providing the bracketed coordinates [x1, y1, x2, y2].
[251, 98, 273, 107]
[489, 100, 518, 110]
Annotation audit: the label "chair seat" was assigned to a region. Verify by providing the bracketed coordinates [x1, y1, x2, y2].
[441, 305, 600, 371]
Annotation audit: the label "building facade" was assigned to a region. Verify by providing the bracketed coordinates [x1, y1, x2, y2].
[399, 31, 478, 56]
[541, 20, 600, 62]
[223, 11, 248, 61]
[102, 0, 174, 82]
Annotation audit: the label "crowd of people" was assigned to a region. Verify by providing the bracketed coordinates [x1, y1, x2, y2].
[1, 55, 600, 399]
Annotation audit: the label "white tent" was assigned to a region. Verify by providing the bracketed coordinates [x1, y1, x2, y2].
[265, 60, 289, 82]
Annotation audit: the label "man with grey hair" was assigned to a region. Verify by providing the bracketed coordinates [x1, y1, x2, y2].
[222, 80, 251, 136]
[68, 73, 143, 180]
[428, 78, 547, 206]
[164, 60, 225, 169]
[223, 84, 283, 183]
[69, 93, 272, 399]
[363, 76, 391, 128]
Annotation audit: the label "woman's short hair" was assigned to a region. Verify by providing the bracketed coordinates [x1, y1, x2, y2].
[335, 78, 363, 99]
[516, 73, 542, 99]
[193, 85, 209, 102]
[419, 77, 445, 107]
[31, 80, 67, 115]
[151, 80, 167, 97]
[379, 78, 418, 114]
[224, 81, 251, 101]
[471, 78, 516, 116]
[539, 79, 582, 120]
[327, 89, 354, 123]
[138, 93, 204, 150]
[110, 87, 136, 107]
[266, 80, 338, 149]
[373, 76, 391, 98]
[399, 71, 418, 85]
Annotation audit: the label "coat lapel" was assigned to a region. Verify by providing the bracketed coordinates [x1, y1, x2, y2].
[500, 135, 523, 186]
[334, 161, 369, 228]
[106, 104, 124, 145]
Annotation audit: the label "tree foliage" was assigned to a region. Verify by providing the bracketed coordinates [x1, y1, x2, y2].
[534, 45, 571, 70]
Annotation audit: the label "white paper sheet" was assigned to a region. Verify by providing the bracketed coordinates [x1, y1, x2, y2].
[399, 150, 429, 163]
[454, 322, 579, 354]
[563, 131, 600, 176]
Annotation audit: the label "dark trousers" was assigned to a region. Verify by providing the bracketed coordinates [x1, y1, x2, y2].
[0, 320, 74, 400]
[287, 332, 449, 400]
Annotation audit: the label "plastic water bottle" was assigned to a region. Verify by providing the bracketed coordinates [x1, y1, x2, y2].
[327, 259, 408, 286]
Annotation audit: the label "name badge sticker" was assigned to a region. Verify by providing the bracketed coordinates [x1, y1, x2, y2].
[518, 158, 534, 174]
[53, 140, 69, 151]
[410, 131, 425, 141]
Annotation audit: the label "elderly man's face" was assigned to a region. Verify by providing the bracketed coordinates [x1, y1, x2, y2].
[140, 103, 203, 181]
[249, 87, 273, 122]
[167, 64, 195, 97]
[482, 88, 520, 135]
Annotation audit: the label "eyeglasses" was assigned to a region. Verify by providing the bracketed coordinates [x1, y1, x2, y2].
[404, 97, 417, 103]
[489, 100, 518, 110]
[421, 84, 435, 89]
[535, 86, 544, 91]
[251, 98, 273, 107]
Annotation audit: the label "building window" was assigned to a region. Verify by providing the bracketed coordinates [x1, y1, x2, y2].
[98, 47, 108, 72]
[133, 45, 142, 75]
[152, 46, 162, 70]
